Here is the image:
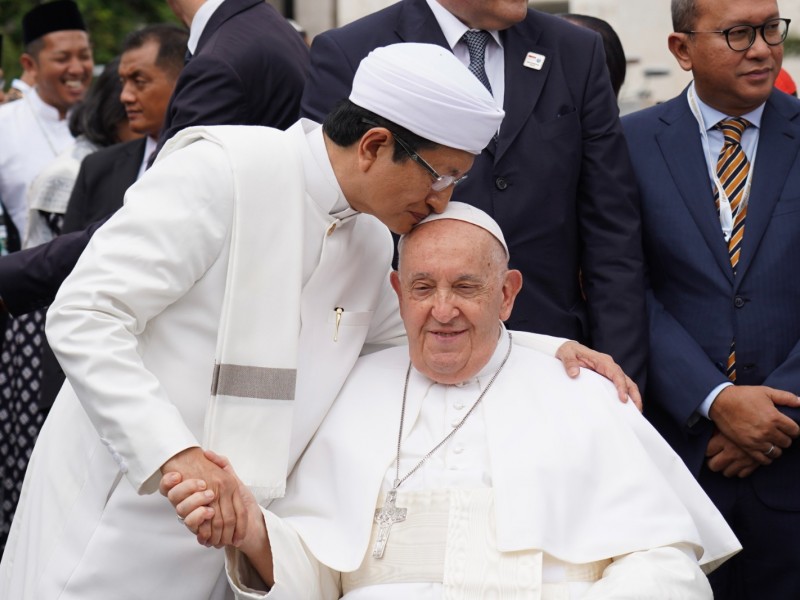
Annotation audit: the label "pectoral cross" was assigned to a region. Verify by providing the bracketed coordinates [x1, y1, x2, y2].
[372, 487, 407, 559]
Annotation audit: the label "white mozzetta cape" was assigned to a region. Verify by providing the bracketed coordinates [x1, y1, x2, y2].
[229, 337, 740, 598]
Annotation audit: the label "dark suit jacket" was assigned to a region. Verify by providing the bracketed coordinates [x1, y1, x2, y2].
[0, 219, 105, 317]
[300, 0, 647, 387]
[622, 89, 800, 511]
[155, 0, 309, 154]
[62, 137, 145, 233]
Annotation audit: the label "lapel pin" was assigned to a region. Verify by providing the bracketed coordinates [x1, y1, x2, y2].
[523, 52, 545, 70]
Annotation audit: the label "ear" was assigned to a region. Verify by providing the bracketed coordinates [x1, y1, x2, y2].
[356, 127, 393, 174]
[499, 269, 523, 321]
[389, 270, 404, 316]
[20, 53, 37, 75]
[668, 32, 694, 72]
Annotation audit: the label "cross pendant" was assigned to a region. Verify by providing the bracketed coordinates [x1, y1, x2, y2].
[372, 488, 407, 559]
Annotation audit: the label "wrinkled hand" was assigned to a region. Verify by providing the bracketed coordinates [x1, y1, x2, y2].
[709, 386, 800, 464]
[555, 341, 641, 410]
[705, 430, 761, 478]
[160, 447, 248, 547]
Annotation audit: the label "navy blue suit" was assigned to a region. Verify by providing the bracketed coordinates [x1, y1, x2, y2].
[300, 0, 647, 388]
[156, 0, 308, 153]
[623, 88, 800, 598]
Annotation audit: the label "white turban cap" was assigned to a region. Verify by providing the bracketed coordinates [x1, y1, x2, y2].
[404, 202, 509, 259]
[349, 43, 505, 155]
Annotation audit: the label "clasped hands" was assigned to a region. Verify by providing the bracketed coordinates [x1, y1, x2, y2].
[160, 447, 254, 548]
[705, 385, 800, 478]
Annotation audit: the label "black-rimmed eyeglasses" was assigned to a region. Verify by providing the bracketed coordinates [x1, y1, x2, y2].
[361, 118, 468, 192]
[680, 17, 790, 52]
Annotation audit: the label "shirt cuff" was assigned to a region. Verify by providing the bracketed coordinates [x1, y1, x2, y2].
[697, 382, 733, 420]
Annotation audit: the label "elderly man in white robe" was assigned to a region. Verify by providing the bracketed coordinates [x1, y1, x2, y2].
[165, 203, 741, 599]
[0, 43, 635, 600]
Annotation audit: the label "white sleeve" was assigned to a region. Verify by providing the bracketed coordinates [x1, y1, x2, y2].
[582, 544, 712, 599]
[509, 329, 568, 357]
[226, 509, 341, 600]
[46, 141, 233, 493]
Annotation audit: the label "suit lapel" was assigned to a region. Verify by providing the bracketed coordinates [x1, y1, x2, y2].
[655, 95, 734, 284]
[395, 0, 449, 47]
[735, 94, 800, 285]
[496, 17, 546, 161]
[115, 138, 147, 199]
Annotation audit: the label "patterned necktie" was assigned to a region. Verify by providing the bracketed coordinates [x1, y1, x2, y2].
[714, 117, 750, 381]
[461, 30, 493, 94]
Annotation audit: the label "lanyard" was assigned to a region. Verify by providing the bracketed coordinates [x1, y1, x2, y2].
[687, 83, 757, 242]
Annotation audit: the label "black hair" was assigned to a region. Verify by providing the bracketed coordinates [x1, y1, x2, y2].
[121, 23, 188, 78]
[322, 99, 438, 162]
[68, 55, 126, 146]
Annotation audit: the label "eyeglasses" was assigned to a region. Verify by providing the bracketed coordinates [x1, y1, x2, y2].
[680, 17, 790, 52]
[361, 118, 468, 192]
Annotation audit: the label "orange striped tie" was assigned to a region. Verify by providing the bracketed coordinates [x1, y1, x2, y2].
[714, 117, 750, 381]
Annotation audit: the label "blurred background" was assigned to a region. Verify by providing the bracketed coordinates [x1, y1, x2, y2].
[3, 0, 799, 113]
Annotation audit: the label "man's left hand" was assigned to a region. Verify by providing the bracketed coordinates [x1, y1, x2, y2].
[555, 341, 642, 410]
[705, 430, 761, 478]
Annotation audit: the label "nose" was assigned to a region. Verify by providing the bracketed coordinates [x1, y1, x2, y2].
[120, 81, 135, 105]
[430, 288, 459, 323]
[65, 55, 86, 77]
[425, 186, 453, 214]
[746, 30, 772, 58]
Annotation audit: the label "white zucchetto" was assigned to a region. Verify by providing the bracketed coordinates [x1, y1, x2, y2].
[405, 201, 509, 259]
[349, 43, 505, 155]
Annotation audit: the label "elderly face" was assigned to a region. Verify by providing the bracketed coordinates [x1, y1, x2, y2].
[119, 39, 179, 138]
[391, 219, 522, 384]
[28, 30, 93, 118]
[669, 0, 782, 115]
[437, 0, 528, 30]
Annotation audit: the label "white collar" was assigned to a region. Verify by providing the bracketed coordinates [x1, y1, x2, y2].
[691, 81, 765, 131]
[29, 87, 67, 123]
[425, 0, 503, 50]
[188, 0, 226, 54]
[295, 118, 355, 218]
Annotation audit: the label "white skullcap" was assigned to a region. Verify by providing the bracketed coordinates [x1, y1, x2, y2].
[404, 202, 509, 259]
[349, 43, 505, 155]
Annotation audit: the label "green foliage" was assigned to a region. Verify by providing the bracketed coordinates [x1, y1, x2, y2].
[1, 0, 180, 83]
[784, 36, 800, 56]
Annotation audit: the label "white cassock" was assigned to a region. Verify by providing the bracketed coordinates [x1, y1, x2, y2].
[0, 89, 74, 236]
[227, 330, 741, 599]
[0, 121, 562, 600]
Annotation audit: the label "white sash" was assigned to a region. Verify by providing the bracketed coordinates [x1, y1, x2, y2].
[158, 125, 305, 502]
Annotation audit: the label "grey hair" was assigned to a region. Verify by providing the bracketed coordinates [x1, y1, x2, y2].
[672, 0, 698, 32]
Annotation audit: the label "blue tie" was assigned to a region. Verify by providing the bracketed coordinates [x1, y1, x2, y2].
[461, 30, 493, 94]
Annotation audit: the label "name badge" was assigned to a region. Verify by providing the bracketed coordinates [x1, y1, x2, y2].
[523, 52, 546, 70]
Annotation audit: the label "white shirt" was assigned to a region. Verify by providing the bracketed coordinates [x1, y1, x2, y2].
[0, 88, 74, 235]
[188, 0, 226, 54]
[426, 0, 506, 111]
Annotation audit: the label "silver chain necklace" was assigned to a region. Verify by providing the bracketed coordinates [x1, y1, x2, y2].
[372, 330, 513, 559]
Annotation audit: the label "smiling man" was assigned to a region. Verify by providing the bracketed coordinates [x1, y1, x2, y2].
[622, 0, 800, 597]
[0, 0, 92, 250]
[62, 24, 187, 233]
[0, 43, 509, 600]
[162, 203, 740, 599]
